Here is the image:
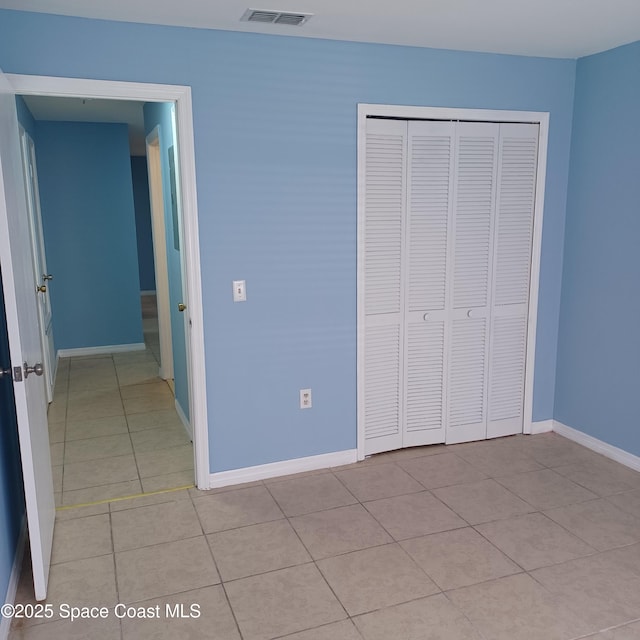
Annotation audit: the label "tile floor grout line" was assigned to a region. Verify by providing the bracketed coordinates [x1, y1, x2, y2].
[200, 529, 247, 640]
[271, 618, 364, 640]
[540, 498, 631, 552]
[184, 484, 239, 622]
[113, 352, 145, 496]
[58, 484, 196, 511]
[439, 588, 493, 640]
[263, 481, 354, 627]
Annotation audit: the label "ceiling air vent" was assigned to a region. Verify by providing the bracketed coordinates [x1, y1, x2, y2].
[241, 9, 313, 26]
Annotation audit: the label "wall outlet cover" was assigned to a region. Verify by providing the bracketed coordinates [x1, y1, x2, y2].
[300, 388, 312, 409]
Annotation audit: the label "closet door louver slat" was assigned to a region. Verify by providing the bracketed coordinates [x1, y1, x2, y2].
[449, 317, 488, 426]
[407, 132, 453, 313]
[364, 133, 405, 317]
[489, 315, 528, 422]
[452, 134, 497, 310]
[404, 319, 446, 445]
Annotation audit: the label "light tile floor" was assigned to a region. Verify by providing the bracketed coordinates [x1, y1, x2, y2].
[10, 432, 640, 639]
[48, 295, 194, 507]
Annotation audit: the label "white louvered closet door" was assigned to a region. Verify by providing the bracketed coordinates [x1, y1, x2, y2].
[487, 123, 538, 438]
[362, 116, 539, 455]
[403, 122, 454, 447]
[363, 118, 407, 455]
[446, 123, 499, 444]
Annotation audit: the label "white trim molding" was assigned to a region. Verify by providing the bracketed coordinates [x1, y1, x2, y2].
[209, 449, 358, 488]
[553, 421, 640, 473]
[530, 419, 554, 434]
[0, 518, 27, 640]
[175, 399, 193, 441]
[357, 104, 550, 458]
[57, 343, 145, 358]
[7, 73, 210, 490]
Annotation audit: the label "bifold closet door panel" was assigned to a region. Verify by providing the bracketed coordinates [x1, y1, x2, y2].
[446, 123, 499, 444]
[487, 123, 538, 438]
[403, 122, 454, 447]
[363, 118, 407, 455]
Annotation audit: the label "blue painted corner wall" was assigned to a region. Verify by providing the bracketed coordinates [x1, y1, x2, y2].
[555, 41, 640, 457]
[0, 10, 578, 473]
[0, 268, 25, 608]
[35, 121, 143, 351]
[143, 102, 189, 421]
[131, 156, 156, 293]
[15, 95, 35, 138]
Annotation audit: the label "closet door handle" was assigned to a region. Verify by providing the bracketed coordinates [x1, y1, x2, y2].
[423, 313, 430, 321]
[467, 309, 474, 318]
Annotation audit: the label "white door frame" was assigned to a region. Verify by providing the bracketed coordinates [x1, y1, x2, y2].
[356, 103, 549, 460]
[146, 126, 174, 383]
[9, 74, 211, 489]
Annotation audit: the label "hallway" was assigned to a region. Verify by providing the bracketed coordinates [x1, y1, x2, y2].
[48, 294, 194, 507]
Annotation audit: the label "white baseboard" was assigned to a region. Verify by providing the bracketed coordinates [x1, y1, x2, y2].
[57, 343, 146, 358]
[140, 290, 157, 296]
[530, 419, 554, 434]
[209, 449, 358, 488]
[175, 400, 192, 441]
[0, 518, 27, 640]
[553, 421, 640, 473]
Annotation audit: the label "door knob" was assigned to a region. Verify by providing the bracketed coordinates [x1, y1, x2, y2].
[42, 274, 54, 281]
[177, 303, 186, 312]
[36, 284, 46, 293]
[24, 362, 44, 378]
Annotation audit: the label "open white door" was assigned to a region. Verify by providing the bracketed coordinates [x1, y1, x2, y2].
[19, 126, 56, 403]
[0, 69, 55, 600]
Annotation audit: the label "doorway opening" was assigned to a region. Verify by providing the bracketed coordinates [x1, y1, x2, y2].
[10, 76, 210, 507]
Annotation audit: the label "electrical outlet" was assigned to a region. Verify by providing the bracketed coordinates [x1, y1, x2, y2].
[300, 388, 312, 409]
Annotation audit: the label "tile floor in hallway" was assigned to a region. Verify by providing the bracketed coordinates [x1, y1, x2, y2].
[10, 432, 640, 639]
[48, 294, 194, 507]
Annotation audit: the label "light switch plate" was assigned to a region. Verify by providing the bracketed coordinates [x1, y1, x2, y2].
[233, 280, 246, 302]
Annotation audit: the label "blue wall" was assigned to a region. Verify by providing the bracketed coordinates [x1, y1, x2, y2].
[143, 103, 189, 420]
[0, 267, 25, 606]
[0, 10, 577, 472]
[35, 121, 143, 351]
[555, 41, 640, 457]
[131, 156, 156, 292]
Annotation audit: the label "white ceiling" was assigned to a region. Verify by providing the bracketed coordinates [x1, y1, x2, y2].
[2, 0, 640, 58]
[10, 1, 640, 151]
